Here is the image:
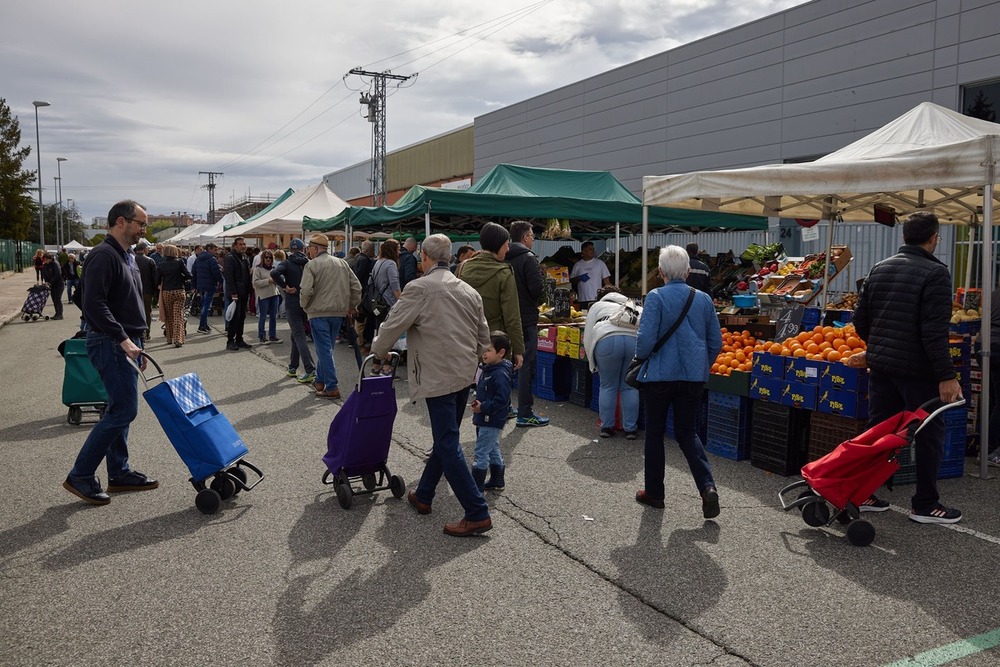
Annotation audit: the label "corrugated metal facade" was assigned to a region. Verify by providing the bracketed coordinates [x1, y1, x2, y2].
[386, 126, 474, 193]
[473, 0, 1000, 195]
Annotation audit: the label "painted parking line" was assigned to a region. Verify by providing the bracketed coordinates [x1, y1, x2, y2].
[882, 627, 1000, 666]
[888, 505, 1000, 545]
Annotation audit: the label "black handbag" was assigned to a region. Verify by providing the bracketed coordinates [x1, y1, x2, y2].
[625, 287, 696, 389]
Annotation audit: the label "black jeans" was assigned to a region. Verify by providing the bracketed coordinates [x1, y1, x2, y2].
[641, 380, 714, 501]
[226, 294, 249, 344]
[517, 324, 538, 417]
[988, 360, 1000, 455]
[867, 372, 944, 512]
[49, 282, 64, 318]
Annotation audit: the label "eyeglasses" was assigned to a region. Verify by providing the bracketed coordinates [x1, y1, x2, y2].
[124, 217, 147, 229]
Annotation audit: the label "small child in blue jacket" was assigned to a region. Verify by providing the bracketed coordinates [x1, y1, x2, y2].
[470, 331, 513, 492]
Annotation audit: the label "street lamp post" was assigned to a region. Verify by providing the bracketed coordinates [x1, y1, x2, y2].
[66, 198, 74, 243]
[33, 101, 50, 247]
[56, 157, 67, 247]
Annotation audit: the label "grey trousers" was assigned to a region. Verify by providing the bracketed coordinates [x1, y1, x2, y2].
[286, 301, 315, 374]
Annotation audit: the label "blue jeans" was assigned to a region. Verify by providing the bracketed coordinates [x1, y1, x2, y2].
[641, 381, 714, 500]
[310, 316, 342, 390]
[473, 426, 504, 470]
[198, 289, 214, 330]
[257, 295, 278, 339]
[594, 334, 639, 431]
[415, 388, 490, 522]
[69, 333, 140, 483]
[66, 277, 79, 303]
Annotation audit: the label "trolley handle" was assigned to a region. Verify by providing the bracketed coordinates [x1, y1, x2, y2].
[360, 351, 401, 379]
[912, 398, 966, 439]
[129, 352, 165, 391]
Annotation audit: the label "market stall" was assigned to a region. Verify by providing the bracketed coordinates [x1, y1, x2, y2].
[642, 101, 1000, 479]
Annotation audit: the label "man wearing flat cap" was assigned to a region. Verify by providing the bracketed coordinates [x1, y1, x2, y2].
[300, 232, 362, 399]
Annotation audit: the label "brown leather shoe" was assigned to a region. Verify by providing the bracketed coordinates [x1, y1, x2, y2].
[407, 490, 431, 515]
[316, 388, 341, 399]
[312, 381, 325, 392]
[443, 516, 492, 537]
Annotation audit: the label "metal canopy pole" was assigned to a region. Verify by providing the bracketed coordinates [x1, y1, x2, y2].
[641, 206, 649, 295]
[615, 221, 620, 287]
[979, 176, 995, 480]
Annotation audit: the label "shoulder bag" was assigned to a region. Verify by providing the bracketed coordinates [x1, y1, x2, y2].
[624, 287, 696, 389]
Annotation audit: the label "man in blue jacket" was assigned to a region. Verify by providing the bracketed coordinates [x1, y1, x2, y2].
[64, 200, 157, 505]
[191, 242, 222, 333]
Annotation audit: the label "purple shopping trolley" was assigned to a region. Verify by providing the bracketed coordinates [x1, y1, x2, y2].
[21, 284, 50, 321]
[322, 353, 406, 509]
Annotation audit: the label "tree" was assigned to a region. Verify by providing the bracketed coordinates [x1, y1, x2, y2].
[965, 89, 996, 123]
[0, 98, 36, 240]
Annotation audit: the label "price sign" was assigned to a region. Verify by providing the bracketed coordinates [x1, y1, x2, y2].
[775, 304, 805, 341]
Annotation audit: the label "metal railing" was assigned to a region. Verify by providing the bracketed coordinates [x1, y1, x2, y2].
[0, 239, 43, 273]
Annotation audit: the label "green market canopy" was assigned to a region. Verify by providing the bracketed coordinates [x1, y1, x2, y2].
[303, 163, 765, 237]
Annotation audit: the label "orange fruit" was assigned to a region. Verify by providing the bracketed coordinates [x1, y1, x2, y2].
[769, 343, 782, 354]
[793, 348, 807, 357]
[806, 343, 820, 355]
[831, 338, 846, 350]
[827, 350, 841, 362]
[846, 336, 861, 349]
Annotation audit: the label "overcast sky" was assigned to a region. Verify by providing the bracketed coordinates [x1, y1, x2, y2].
[2, 0, 802, 224]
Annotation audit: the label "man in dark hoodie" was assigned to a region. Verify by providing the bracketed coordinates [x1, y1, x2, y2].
[506, 221, 549, 427]
[399, 237, 419, 289]
[271, 238, 316, 383]
[458, 222, 524, 372]
[191, 242, 222, 333]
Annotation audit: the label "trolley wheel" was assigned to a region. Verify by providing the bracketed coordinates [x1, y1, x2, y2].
[846, 519, 876, 547]
[362, 473, 378, 491]
[389, 474, 405, 498]
[211, 475, 236, 501]
[835, 511, 853, 525]
[21, 314, 29, 321]
[801, 501, 830, 528]
[227, 467, 248, 494]
[31, 314, 39, 321]
[336, 483, 353, 509]
[43, 316, 49, 321]
[68, 406, 82, 425]
[195, 489, 222, 515]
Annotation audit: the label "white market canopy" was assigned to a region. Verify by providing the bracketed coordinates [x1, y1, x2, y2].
[222, 182, 350, 237]
[163, 223, 212, 245]
[643, 100, 999, 481]
[192, 211, 243, 244]
[62, 240, 87, 250]
[642, 102, 1000, 223]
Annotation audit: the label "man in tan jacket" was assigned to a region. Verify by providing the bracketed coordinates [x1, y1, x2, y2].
[300, 233, 362, 399]
[373, 233, 493, 537]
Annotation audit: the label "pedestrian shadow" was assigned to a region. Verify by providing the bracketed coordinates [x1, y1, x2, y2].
[610, 511, 726, 644]
[0, 417, 80, 442]
[566, 437, 643, 484]
[273, 501, 486, 665]
[0, 503, 86, 566]
[787, 523, 1000, 644]
[41, 506, 241, 570]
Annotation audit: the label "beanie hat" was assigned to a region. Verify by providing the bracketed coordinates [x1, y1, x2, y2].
[479, 222, 510, 254]
[308, 233, 329, 248]
[289, 238, 305, 250]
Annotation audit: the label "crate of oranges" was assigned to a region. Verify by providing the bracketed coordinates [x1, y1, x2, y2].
[764, 324, 866, 364]
[708, 328, 764, 396]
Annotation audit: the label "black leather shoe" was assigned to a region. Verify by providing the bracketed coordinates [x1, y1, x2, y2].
[702, 486, 720, 519]
[227, 342, 240, 351]
[236, 340, 253, 349]
[107, 470, 159, 492]
[63, 476, 110, 505]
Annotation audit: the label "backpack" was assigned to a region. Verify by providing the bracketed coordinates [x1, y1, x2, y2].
[358, 262, 391, 322]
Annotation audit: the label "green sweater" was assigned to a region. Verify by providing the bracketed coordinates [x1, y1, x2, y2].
[459, 252, 525, 355]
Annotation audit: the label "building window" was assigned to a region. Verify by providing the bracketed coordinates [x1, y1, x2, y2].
[962, 80, 1000, 122]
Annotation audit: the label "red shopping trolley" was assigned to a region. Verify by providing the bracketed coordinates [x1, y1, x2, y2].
[778, 398, 965, 547]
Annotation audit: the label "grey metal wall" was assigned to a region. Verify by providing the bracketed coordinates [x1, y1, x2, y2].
[323, 160, 372, 202]
[473, 0, 1000, 194]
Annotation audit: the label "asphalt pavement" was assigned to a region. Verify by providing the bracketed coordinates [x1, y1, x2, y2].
[2, 267, 1000, 667]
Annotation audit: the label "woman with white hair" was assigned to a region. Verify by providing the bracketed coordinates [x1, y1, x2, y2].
[633, 245, 723, 519]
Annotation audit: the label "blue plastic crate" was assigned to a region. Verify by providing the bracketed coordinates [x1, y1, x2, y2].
[590, 372, 601, 411]
[705, 392, 753, 460]
[895, 408, 967, 483]
[569, 359, 592, 407]
[533, 351, 572, 402]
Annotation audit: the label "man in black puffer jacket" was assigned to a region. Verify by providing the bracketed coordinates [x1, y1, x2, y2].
[853, 211, 964, 524]
[506, 221, 549, 427]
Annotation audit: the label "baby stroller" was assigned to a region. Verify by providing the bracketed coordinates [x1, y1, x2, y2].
[322, 352, 406, 509]
[21, 284, 50, 321]
[136, 353, 264, 515]
[778, 398, 965, 547]
[58, 334, 108, 425]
